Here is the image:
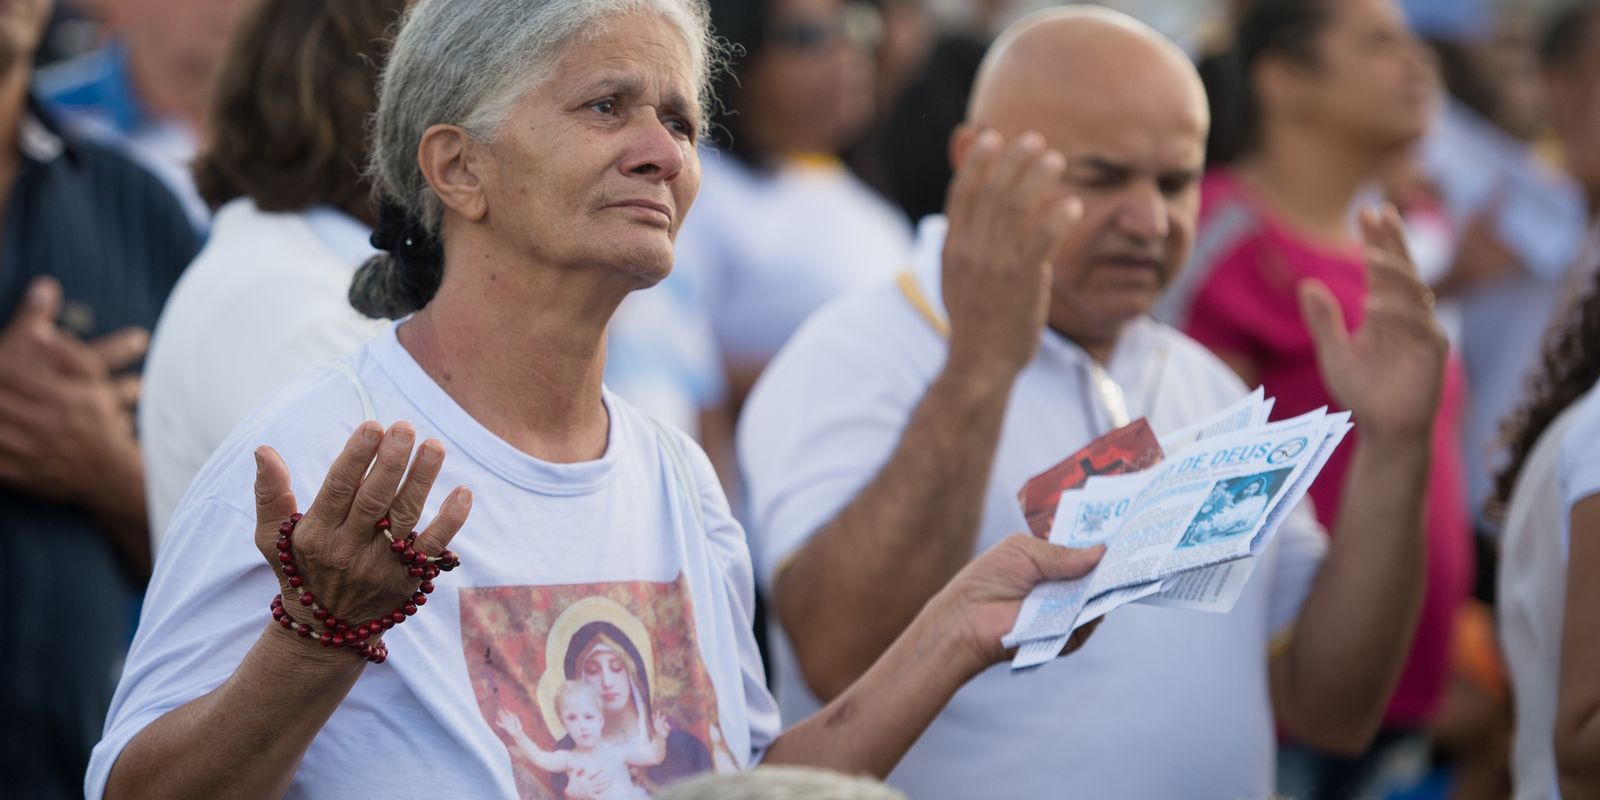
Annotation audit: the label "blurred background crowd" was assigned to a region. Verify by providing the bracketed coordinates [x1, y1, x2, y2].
[6, 0, 1600, 797]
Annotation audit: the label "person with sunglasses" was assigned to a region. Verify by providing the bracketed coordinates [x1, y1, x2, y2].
[671, 0, 912, 419]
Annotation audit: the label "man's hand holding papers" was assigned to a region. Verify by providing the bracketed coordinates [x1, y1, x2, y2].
[1002, 390, 1353, 670]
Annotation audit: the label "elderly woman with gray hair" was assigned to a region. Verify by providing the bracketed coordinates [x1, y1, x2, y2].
[85, 0, 1097, 797]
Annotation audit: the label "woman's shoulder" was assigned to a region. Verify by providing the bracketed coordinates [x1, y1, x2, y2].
[1559, 380, 1600, 503]
[178, 355, 379, 515]
[167, 200, 352, 317]
[1194, 171, 1273, 262]
[606, 393, 706, 478]
[604, 393, 733, 524]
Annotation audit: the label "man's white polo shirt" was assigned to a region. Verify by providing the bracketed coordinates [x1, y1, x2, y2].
[738, 216, 1329, 800]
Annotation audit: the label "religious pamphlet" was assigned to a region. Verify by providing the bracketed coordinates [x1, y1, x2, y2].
[1003, 390, 1351, 671]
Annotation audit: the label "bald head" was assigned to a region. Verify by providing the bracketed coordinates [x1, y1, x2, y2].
[968, 6, 1207, 132]
[945, 6, 1212, 359]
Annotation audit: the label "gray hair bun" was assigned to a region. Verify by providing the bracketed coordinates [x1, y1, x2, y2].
[349, 198, 443, 319]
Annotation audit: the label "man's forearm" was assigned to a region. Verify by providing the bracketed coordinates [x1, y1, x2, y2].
[1274, 436, 1430, 752]
[760, 593, 986, 777]
[106, 623, 365, 799]
[775, 358, 1015, 700]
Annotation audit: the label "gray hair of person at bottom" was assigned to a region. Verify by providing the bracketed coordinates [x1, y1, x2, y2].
[654, 767, 908, 800]
[351, 0, 720, 319]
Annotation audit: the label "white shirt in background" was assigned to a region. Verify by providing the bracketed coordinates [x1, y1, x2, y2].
[139, 199, 387, 549]
[1499, 397, 1588, 800]
[669, 151, 912, 369]
[737, 216, 1329, 800]
[91, 325, 779, 798]
[1516, 380, 1600, 800]
[606, 276, 725, 437]
[1420, 100, 1594, 531]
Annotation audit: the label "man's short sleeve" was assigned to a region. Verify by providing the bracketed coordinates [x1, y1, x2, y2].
[736, 289, 934, 593]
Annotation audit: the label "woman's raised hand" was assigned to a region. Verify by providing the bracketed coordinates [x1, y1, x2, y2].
[252, 421, 473, 657]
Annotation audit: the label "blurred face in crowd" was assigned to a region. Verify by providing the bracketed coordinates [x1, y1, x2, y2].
[0, 0, 51, 71]
[463, 12, 701, 287]
[1263, 0, 1433, 154]
[958, 14, 1208, 345]
[1545, 12, 1600, 194]
[741, 0, 876, 153]
[103, 0, 245, 78]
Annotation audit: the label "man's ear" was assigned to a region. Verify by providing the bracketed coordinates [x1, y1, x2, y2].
[949, 122, 980, 175]
[418, 124, 488, 223]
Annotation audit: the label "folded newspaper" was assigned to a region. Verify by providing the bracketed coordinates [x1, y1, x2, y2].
[1003, 389, 1352, 671]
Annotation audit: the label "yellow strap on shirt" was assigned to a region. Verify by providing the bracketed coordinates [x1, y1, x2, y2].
[770, 271, 938, 592]
[897, 270, 950, 339]
[1269, 626, 1295, 659]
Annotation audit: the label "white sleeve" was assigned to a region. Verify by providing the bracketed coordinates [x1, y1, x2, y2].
[1563, 400, 1600, 511]
[735, 312, 928, 593]
[681, 432, 780, 764]
[1560, 389, 1600, 553]
[1266, 501, 1329, 636]
[85, 496, 277, 798]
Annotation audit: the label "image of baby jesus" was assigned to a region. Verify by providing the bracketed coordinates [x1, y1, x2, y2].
[1185, 476, 1272, 546]
[497, 682, 670, 800]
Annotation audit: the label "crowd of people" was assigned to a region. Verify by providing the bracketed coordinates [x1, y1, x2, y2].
[3, 0, 1599, 798]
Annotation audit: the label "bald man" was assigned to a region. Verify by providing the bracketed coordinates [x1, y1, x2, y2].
[738, 8, 1445, 798]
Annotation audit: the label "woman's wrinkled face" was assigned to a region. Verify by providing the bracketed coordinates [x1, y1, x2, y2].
[477, 12, 702, 287]
[581, 649, 634, 715]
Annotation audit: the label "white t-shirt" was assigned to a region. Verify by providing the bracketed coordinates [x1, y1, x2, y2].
[669, 151, 912, 367]
[1513, 381, 1600, 800]
[605, 279, 725, 437]
[1499, 395, 1588, 800]
[90, 324, 779, 798]
[738, 216, 1329, 800]
[139, 199, 388, 549]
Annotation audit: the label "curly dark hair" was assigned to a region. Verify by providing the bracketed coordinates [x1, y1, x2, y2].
[193, 0, 406, 224]
[1494, 268, 1600, 515]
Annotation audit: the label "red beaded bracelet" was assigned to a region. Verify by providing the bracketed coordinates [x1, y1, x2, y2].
[269, 512, 460, 663]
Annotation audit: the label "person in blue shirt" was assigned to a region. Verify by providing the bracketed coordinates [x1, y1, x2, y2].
[35, 0, 246, 227]
[0, 0, 199, 795]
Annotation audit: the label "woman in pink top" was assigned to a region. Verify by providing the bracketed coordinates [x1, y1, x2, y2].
[1169, 0, 1472, 797]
